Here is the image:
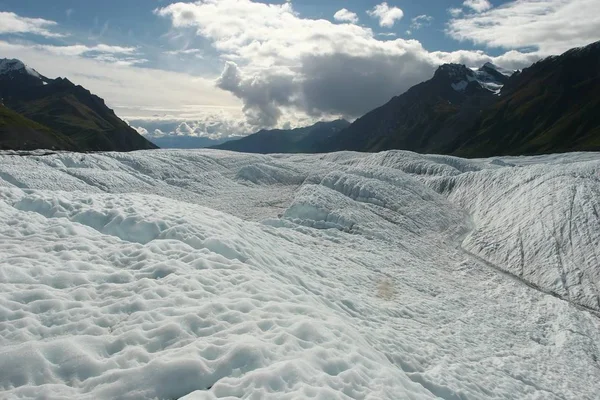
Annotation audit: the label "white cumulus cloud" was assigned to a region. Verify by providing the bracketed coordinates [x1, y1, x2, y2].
[367, 2, 404, 28]
[126, 112, 268, 140]
[0, 11, 64, 37]
[463, 0, 493, 13]
[448, 0, 600, 54]
[5, 3, 579, 134]
[333, 9, 359, 24]
[448, 8, 463, 17]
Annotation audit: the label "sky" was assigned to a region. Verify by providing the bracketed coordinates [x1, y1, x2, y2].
[0, 0, 598, 138]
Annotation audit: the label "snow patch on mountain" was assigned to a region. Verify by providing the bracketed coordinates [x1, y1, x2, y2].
[441, 62, 513, 94]
[473, 72, 504, 94]
[0, 58, 42, 79]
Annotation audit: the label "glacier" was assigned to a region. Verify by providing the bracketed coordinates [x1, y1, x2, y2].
[0, 149, 599, 399]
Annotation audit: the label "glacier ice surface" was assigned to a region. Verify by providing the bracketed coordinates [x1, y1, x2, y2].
[0, 149, 599, 399]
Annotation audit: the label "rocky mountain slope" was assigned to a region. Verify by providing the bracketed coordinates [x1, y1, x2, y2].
[318, 63, 511, 154]
[451, 41, 600, 156]
[319, 41, 600, 157]
[0, 58, 157, 152]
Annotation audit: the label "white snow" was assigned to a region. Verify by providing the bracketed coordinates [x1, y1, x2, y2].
[473, 69, 505, 94]
[451, 68, 504, 94]
[0, 58, 42, 79]
[475, 78, 503, 94]
[1, 149, 599, 399]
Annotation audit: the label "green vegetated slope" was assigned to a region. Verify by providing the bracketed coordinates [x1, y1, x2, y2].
[0, 104, 78, 151]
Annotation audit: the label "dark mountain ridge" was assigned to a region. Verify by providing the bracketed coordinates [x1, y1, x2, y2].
[0, 58, 157, 152]
[319, 40, 600, 157]
[212, 119, 350, 154]
[148, 135, 228, 149]
[450, 41, 600, 156]
[318, 62, 511, 154]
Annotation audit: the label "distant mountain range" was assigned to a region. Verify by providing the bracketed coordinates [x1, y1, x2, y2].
[147, 135, 228, 149]
[218, 41, 599, 157]
[0, 59, 156, 152]
[211, 119, 350, 153]
[2, 40, 598, 155]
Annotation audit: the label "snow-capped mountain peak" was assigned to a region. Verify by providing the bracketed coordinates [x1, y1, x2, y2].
[0, 58, 43, 79]
[480, 62, 514, 78]
[434, 62, 512, 95]
[435, 63, 473, 80]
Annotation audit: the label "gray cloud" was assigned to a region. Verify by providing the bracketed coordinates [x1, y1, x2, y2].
[157, 0, 553, 129]
[217, 61, 297, 127]
[214, 48, 538, 128]
[300, 52, 434, 117]
[216, 52, 437, 126]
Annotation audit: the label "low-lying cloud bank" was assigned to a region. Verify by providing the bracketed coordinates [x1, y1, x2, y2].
[126, 116, 251, 141]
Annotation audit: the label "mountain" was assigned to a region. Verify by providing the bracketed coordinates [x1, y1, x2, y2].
[318, 63, 511, 154]
[319, 41, 600, 157]
[147, 135, 228, 149]
[211, 119, 350, 153]
[0, 58, 157, 152]
[450, 41, 600, 156]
